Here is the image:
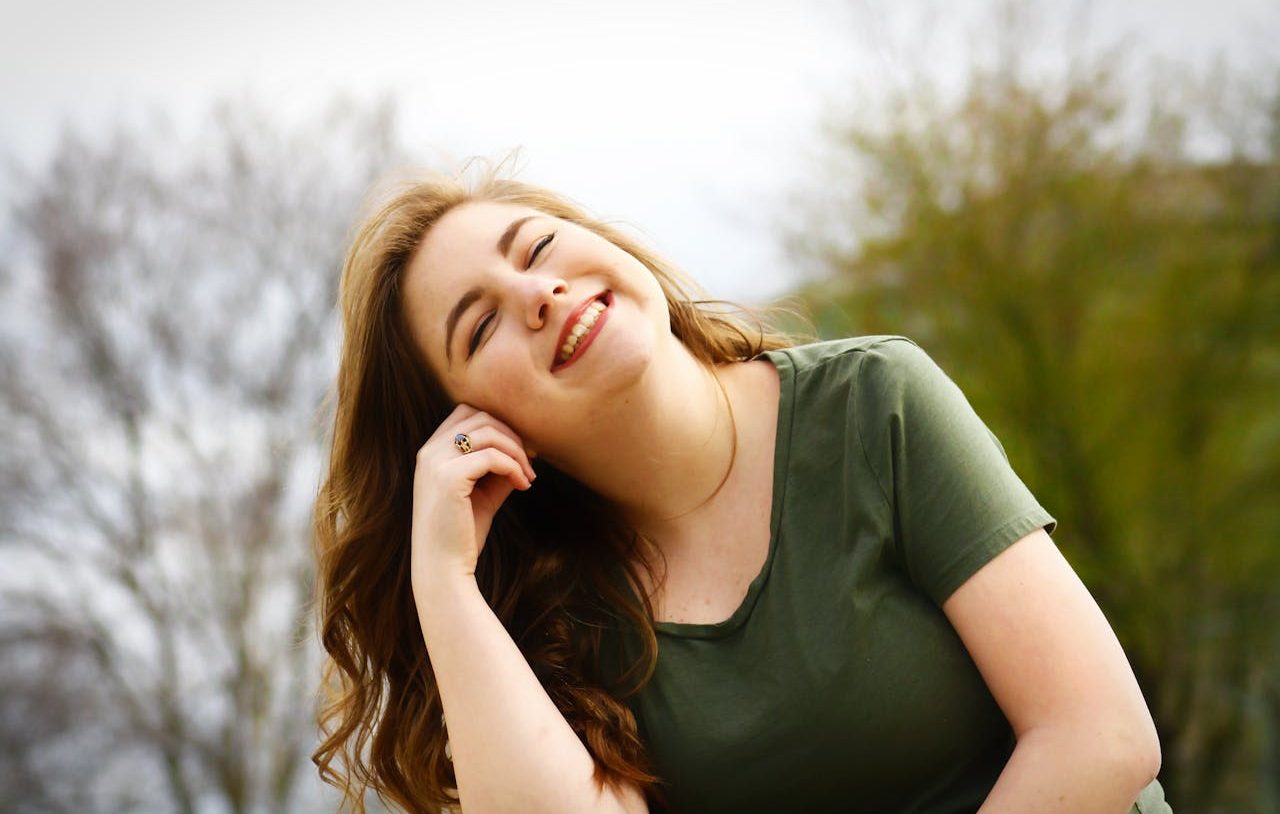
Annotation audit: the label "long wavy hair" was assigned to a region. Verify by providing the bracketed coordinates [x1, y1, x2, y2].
[312, 159, 801, 813]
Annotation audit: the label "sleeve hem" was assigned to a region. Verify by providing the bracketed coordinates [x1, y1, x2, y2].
[928, 508, 1058, 605]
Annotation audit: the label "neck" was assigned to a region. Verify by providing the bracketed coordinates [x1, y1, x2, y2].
[543, 337, 739, 546]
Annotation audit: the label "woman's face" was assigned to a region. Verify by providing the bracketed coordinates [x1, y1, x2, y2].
[402, 200, 671, 453]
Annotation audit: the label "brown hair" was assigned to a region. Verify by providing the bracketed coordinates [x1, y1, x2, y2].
[312, 158, 800, 812]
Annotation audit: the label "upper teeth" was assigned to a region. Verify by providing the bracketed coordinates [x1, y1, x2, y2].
[558, 299, 606, 363]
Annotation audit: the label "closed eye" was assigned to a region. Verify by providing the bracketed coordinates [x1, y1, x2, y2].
[468, 311, 495, 358]
[528, 233, 554, 268]
[468, 233, 553, 358]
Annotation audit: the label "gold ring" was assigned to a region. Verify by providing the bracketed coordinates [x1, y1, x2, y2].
[453, 433, 473, 454]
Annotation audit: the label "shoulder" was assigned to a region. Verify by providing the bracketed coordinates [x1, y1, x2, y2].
[758, 335, 936, 405]
[758, 334, 921, 375]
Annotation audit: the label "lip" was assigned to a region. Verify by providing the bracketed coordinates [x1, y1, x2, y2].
[551, 290, 612, 372]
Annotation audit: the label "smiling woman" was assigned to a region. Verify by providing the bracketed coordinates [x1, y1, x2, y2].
[311, 161, 1171, 814]
[398, 198, 688, 466]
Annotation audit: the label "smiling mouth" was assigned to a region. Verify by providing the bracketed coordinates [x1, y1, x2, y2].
[551, 291, 612, 371]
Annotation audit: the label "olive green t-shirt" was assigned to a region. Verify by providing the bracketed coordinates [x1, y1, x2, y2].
[607, 336, 1169, 813]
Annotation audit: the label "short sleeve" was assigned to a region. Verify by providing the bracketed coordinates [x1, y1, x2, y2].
[853, 338, 1057, 605]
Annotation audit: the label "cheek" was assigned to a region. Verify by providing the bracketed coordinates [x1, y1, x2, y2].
[478, 394, 553, 451]
[468, 359, 541, 417]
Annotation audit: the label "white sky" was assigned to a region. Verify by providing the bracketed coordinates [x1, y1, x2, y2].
[3, 0, 1277, 303]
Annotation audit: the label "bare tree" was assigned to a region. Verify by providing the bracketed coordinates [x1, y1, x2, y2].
[0, 97, 406, 813]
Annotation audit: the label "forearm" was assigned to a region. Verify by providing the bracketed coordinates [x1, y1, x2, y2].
[978, 725, 1159, 813]
[417, 574, 642, 814]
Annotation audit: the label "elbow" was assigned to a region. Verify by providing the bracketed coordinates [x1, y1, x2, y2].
[1133, 725, 1162, 787]
[1023, 716, 1162, 792]
[1100, 716, 1162, 791]
[1125, 703, 1163, 786]
[1079, 689, 1163, 789]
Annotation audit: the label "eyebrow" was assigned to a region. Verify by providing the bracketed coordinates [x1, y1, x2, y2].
[443, 215, 538, 367]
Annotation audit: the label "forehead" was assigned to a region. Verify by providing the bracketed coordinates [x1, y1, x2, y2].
[412, 200, 541, 283]
[409, 199, 544, 313]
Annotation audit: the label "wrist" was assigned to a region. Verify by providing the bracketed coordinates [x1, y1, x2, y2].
[413, 565, 482, 616]
[412, 550, 476, 590]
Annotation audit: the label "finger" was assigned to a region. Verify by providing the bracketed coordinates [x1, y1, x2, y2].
[441, 402, 481, 428]
[453, 411, 530, 457]
[448, 426, 536, 482]
[426, 408, 534, 477]
[420, 404, 482, 455]
[444, 447, 532, 492]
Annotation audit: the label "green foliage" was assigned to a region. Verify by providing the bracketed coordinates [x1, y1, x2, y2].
[792, 54, 1280, 812]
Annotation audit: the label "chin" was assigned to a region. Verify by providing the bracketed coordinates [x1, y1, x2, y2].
[592, 336, 655, 394]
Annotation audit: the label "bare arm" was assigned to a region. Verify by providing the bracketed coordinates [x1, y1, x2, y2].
[412, 405, 646, 814]
[418, 574, 646, 814]
[943, 528, 1161, 813]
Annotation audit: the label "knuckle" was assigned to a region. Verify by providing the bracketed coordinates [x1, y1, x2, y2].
[476, 410, 512, 433]
[483, 448, 511, 466]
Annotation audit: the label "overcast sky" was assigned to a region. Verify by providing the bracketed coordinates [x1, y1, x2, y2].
[3, 0, 1277, 303]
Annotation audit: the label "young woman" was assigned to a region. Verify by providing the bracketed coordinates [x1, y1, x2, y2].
[312, 165, 1171, 813]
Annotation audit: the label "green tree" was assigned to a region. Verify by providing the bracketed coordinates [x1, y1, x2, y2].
[789, 50, 1280, 812]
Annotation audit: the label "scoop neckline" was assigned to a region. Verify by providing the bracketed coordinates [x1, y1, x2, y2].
[650, 347, 795, 640]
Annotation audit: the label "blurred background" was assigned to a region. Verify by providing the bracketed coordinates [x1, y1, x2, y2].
[1, 1, 1276, 812]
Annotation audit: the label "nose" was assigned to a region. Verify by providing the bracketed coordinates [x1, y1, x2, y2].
[513, 270, 568, 330]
